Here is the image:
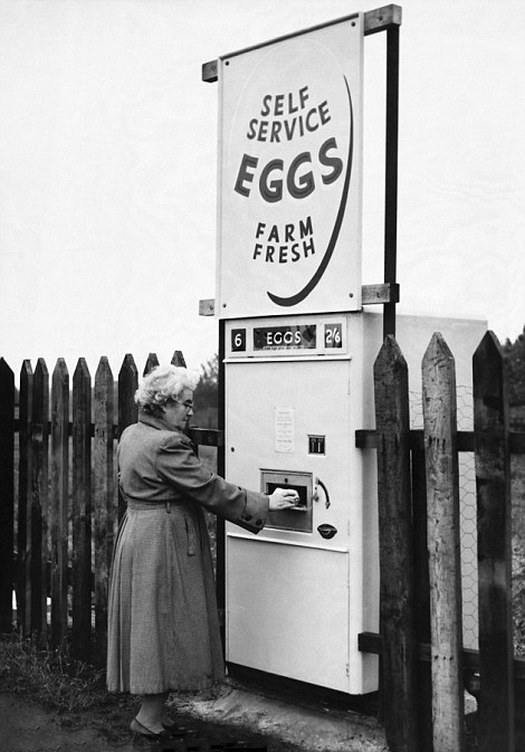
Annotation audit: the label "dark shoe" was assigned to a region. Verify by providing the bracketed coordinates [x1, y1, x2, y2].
[130, 716, 170, 738]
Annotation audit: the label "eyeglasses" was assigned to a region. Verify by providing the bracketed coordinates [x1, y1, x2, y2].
[172, 399, 194, 412]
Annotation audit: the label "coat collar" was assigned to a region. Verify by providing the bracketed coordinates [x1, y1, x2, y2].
[139, 410, 178, 433]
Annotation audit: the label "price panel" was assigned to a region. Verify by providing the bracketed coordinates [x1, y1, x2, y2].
[226, 317, 347, 358]
[324, 323, 343, 349]
[231, 329, 247, 352]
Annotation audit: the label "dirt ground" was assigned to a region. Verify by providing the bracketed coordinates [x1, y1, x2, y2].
[0, 678, 390, 752]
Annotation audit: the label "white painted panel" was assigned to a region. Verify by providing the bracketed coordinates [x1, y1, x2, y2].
[226, 536, 350, 691]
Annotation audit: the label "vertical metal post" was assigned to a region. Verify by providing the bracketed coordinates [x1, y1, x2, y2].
[383, 23, 399, 339]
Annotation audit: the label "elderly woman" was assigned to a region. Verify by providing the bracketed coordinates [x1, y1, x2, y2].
[107, 364, 297, 740]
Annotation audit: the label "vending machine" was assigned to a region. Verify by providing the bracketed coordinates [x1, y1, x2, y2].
[206, 8, 485, 696]
[222, 311, 485, 695]
[223, 311, 378, 694]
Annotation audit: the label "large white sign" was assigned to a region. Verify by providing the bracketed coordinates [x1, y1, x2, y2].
[216, 14, 364, 318]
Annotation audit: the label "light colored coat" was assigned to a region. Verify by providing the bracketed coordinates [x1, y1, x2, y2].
[106, 412, 269, 694]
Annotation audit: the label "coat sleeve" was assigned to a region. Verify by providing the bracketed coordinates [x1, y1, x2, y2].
[156, 432, 269, 534]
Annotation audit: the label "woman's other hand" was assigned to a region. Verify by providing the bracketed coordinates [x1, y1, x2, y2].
[268, 488, 300, 510]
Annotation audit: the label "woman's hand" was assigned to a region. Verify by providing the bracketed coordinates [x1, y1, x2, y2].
[268, 487, 300, 510]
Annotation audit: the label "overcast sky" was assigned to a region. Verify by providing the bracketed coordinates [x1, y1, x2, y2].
[0, 0, 524, 379]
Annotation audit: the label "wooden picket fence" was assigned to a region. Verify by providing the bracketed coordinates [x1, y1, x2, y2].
[0, 349, 219, 666]
[357, 330, 525, 752]
[0, 332, 523, 751]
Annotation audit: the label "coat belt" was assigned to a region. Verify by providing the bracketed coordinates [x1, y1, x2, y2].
[126, 498, 186, 511]
[126, 498, 197, 555]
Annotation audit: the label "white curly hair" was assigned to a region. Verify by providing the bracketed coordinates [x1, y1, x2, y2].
[135, 364, 199, 415]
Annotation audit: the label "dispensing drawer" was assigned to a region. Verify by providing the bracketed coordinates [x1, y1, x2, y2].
[261, 469, 313, 533]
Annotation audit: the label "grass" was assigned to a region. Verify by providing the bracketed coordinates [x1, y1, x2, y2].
[0, 631, 111, 714]
[0, 631, 148, 748]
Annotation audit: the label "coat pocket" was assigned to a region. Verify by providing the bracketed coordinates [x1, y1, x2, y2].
[185, 515, 197, 556]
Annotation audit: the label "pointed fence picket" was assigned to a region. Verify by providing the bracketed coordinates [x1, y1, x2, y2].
[0, 359, 14, 634]
[31, 358, 49, 638]
[72, 359, 92, 663]
[16, 360, 32, 633]
[93, 357, 115, 665]
[373, 336, 418, 752]
[144, 352, 160, 375]
[117, 354, 138, 523]
[118, 354, 138, 435]
[422, 333, 464, 752]
[50, 359, 69, 648]
[473, 333, 515, 750]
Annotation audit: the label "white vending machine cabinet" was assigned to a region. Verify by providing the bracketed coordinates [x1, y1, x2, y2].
[223, 310, 486, 695]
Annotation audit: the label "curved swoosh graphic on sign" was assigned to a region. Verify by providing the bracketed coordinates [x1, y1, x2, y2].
[267, 76, 354, 308]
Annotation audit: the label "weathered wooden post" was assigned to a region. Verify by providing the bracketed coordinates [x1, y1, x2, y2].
[473, 331, 514, 751]
[374, 335, 419, 752]
[422, 332, 465, 752]
[50, 358, 69, 648]
[31, 358, 49, 637]
[18, 360, 33, 633]
[171, 350, 186, 368]
[504, 331, 525, 746]
[93, 356, 115, 666]
[143, 353, 159, 375]
[117, 354, 138, 521]
[0, 358, 15, 632]
[118, 354, 138, 436]
[72, 358, 92, 662]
